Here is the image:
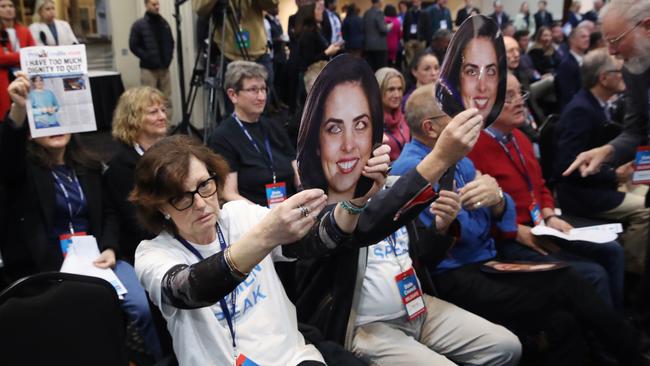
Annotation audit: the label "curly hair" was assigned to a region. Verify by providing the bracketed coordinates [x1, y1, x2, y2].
[111, 86, 168, 146]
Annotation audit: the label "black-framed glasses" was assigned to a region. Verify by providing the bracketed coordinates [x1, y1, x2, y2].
[606, 19, 643, 47]
[168, 175, 218, 211]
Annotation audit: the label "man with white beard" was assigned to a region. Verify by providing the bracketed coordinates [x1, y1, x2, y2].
[564, 0, 650, 330]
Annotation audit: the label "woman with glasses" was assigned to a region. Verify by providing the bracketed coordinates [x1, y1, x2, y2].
[208, 61, 300, 207]
[0, 73, 162, 360]
[131, 133, 392, 365]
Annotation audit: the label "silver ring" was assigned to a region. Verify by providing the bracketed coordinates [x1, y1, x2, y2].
[298, 205, 310, 218]
[474, 201, 482, 208]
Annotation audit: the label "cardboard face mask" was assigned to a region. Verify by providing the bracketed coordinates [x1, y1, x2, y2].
[435, 15, 507, 127]
[296, 54, 383, 201]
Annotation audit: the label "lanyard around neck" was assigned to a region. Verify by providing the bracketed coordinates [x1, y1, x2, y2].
[232, 114, 277, 183]
[175, 225, 238, 348]
[484, 128, 534, 194]
[51, 167, 85, 234]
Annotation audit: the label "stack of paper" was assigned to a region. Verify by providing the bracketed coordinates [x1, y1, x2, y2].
[530, 223, 622, 244]
[60, 235, 127, 298]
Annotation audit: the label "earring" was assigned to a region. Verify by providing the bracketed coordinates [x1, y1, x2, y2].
[164, 213, 171, 220]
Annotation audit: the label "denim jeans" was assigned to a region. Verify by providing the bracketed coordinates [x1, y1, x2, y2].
[114, 260, 163, 360]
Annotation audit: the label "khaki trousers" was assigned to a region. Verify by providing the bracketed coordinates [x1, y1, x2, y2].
[141, 68, 173, 117]
[352, 294, 521, 366]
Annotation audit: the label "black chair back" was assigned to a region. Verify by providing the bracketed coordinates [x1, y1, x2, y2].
[0, 272, 128, 366]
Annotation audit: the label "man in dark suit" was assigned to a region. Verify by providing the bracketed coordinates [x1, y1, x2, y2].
[564, 0, 650, 331]
[555, 26, 590, 110]
[402, 0, 431, 66]
[363, 0, 389, 71]
[534, 0, 554, 30]
[554, 49, 649, 277]
[489, 0, 510, 30]
[427, 0, 453, 34]
[455, 0, 480, 27]
[583, 0, 604, 22]
[322, 0, 342, 45]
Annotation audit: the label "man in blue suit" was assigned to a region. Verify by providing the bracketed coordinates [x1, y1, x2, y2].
[554, 25, 590, 111]
[427, 0, 453, 34]
[555, 48, 649, 276]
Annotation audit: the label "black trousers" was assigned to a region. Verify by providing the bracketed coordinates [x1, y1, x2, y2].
[433, 262, 641, 366]
[363, 50, 387, 72]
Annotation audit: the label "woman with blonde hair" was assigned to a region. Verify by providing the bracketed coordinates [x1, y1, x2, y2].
[29, 0, 78, 45]
[105, 86, 168, 264]
[376, 67, 409, 161]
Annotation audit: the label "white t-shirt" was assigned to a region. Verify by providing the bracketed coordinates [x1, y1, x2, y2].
[356, 226, 417, 325]
[135, 200, 323, 366]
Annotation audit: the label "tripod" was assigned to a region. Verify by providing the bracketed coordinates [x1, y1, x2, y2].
[171, 0, 250, 139]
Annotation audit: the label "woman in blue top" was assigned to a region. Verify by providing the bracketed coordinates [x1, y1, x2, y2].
[28, 75, 60, 128]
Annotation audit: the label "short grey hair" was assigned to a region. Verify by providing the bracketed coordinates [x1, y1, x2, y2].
[224, 61, 268, 91]
[581, 48, 615, 89]
[600, 0, 650, 25]
[404, 85, 442, 137]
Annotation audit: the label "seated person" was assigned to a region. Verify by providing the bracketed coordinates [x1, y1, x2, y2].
[468, 72, 625, 310]
[105, 86, 169, 264]
[295, 99, 521, 364]
[554, 26, 590, 111]
[392, 84, 644, 365]
[132, 135, 382, 365]
[0, 73, 162, 360]
[401, 51, 439, 112]
[208, 61, 300, 206]
[555, 49, 649, 275]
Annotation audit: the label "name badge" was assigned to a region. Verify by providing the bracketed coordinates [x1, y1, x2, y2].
[395, 267, 427, 321]
[529, 200, 543, 226]
[59, 231, 87, 256]
[235, 354, 259, 366]
[632, 146, 650, 184]
[265, 182, 287, 208]
[440, 20, 448, 30]
[235, 30, 251, 49]
[410, 24, 417, 34]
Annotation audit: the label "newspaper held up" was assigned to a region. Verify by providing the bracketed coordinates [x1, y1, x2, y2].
[20, 44, 96, 138]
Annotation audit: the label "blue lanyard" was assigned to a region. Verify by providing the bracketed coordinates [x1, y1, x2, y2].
[385, 231, 407, 272]
[233, 114, 277, 183]
[484, 128, 534, 194]
[175, 226, 238, 348]
[51, 168, 85, 234]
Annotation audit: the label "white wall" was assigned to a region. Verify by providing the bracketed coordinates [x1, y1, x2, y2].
[109, 1, 202, 128]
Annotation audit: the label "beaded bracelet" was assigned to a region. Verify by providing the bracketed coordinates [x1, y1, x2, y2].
[340, 200, 367, 215]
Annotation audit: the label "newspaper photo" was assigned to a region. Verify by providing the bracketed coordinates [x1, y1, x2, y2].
[20, 45, 96, 138]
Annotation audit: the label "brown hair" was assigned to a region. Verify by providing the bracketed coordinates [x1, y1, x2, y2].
[27, 134, 102, 171]
[129, 135, 230, 235]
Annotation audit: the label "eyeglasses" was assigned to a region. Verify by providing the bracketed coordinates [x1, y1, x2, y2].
[168, 175, 218, 211]
[238, 86, 268, 95]
[504, 91, 529, 104]
[606, 19, 643, 47]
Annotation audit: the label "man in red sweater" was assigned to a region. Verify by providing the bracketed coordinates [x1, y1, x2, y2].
[468, 72, 625, 310]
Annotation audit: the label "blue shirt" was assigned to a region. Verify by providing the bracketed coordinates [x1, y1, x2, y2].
[391, 139, 517, 272]
[29, 89, 60, 128]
